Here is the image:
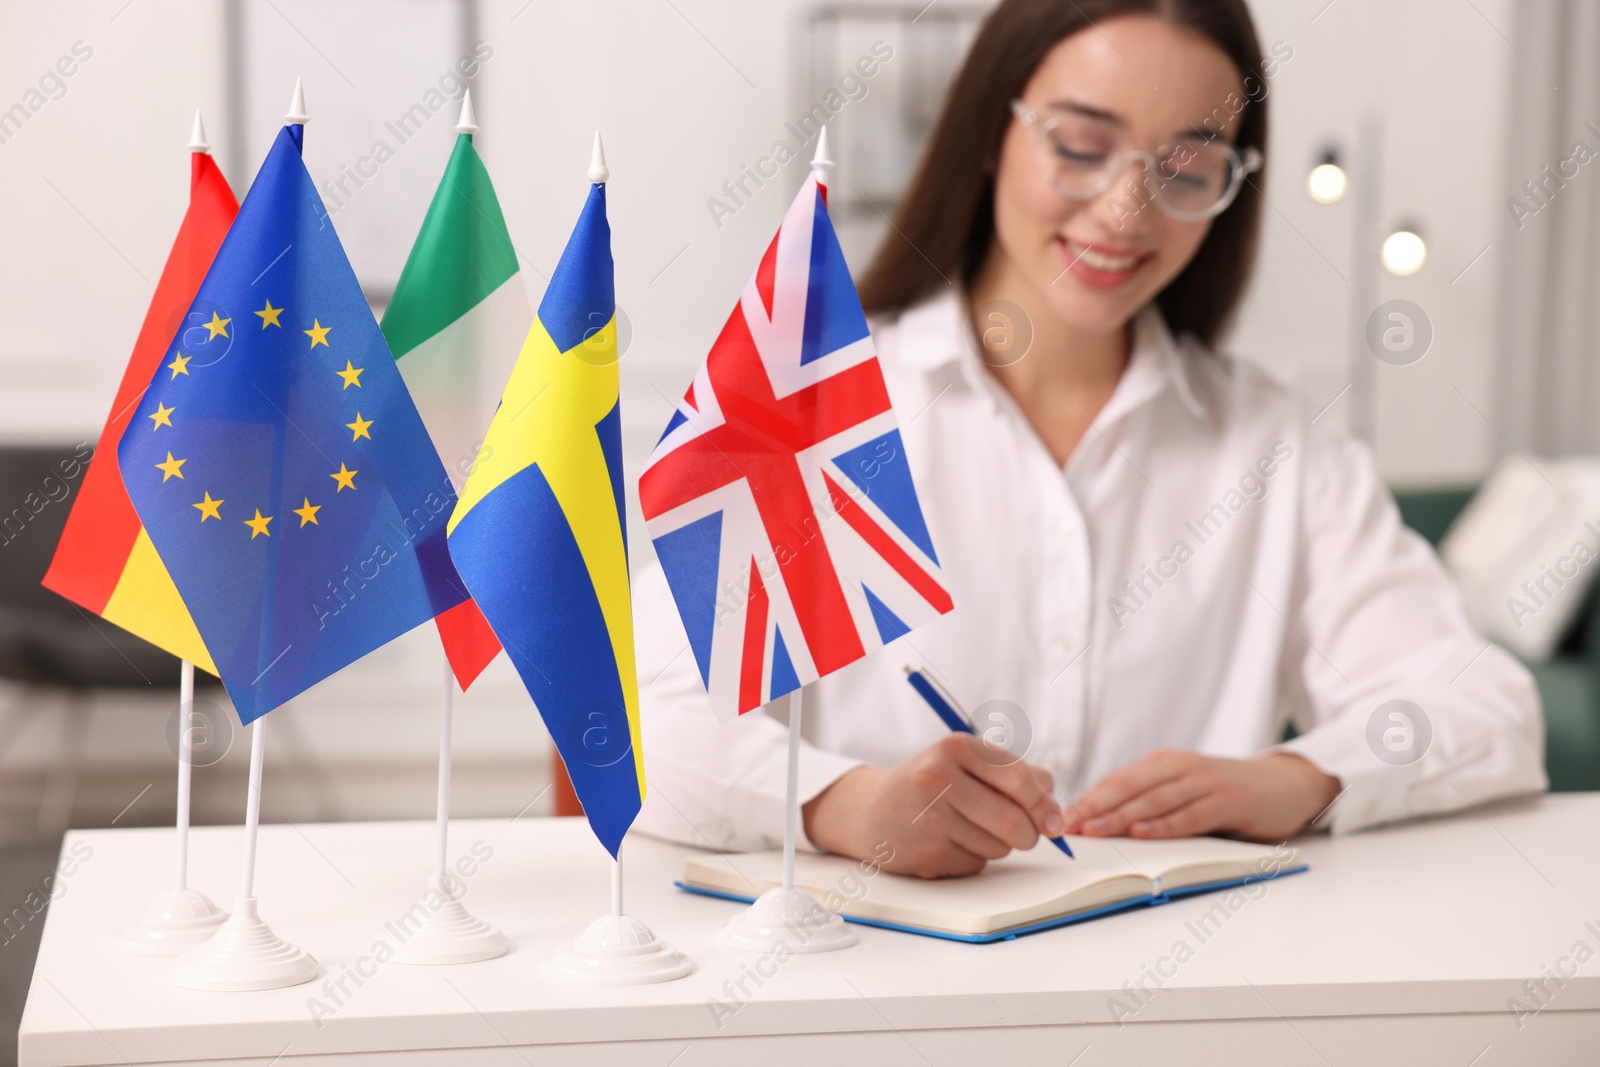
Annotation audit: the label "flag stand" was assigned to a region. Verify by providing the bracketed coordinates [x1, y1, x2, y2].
[108, 657, 228, 955]
[537, 130, 695, 990]
[393, 655, 508, 965]
[389, 92, 507, 964]
[715, 684, 856, 953]
[172, 713, 319, 990]
[166, 80, 322, 994]
[542, 843, 693, 985]
[715, 129, 856, 954]
[104, 114, 231, 957]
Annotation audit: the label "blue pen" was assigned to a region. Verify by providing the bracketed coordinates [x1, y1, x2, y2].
[904, 667, 1074, 858]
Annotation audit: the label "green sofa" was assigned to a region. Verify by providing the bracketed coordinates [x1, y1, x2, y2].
[1393, 487, 1600, 791]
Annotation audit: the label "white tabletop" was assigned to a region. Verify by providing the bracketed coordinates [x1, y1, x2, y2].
[19, 793, 1600, 1065]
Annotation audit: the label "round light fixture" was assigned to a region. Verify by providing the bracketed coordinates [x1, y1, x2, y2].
[1307, 150, 1347, 204]
[1381, 227, 1426, 276]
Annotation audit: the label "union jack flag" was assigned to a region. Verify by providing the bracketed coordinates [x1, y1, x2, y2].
[640, 172, 953, 720]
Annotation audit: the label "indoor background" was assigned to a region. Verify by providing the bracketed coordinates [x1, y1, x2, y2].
[3, 0, 1597, 1057]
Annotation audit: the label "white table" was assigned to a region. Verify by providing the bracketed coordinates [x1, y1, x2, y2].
[19, 794, 1600, 1065]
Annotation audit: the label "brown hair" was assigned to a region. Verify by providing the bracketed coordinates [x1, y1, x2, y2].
[857, 0, 1268, 348]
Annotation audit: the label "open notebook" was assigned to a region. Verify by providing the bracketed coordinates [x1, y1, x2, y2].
[679, 835, 1308, 943]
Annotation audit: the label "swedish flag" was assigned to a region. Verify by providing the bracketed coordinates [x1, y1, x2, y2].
[117, 123, 468, 724]
[447, 176, 644, 857]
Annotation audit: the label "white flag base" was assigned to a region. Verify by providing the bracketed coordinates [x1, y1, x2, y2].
[716, 886, 857, 954]
[107, 888, 228, 957]
[171, 897, 318, 991]
[392, 876, 508, 966]
[543, 913, 692, 986]
[718, 688, 855, 954]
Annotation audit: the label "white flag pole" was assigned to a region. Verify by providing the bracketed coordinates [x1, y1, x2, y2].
[394, 643, 508, 965]
[541, 129, 691, 987]
[390, 90, 509, 968]
[108, 113, 232, 957]
[168, 79, 320, 991]
[782, 687, 803, 893]
[717, 679, 853, 953]
[778, 137, 838, 901]
[110, 656, 229, 954]
[434, 656, 454, 882]
[172, 707, 317, 990]
[175, 658, 195, 892]
[608, 843, 622, 942]
[715, 128, 855, 954]
[238, 718, 264, 900]
[781, 133, 831, 896]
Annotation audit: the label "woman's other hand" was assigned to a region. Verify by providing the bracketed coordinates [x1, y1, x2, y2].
[1060, 750, 1341, 842]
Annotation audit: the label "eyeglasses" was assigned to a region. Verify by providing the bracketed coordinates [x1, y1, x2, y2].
[1010, 99, 1262, 222]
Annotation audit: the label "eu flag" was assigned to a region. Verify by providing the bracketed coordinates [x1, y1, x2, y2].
[118, 123, 467, 724]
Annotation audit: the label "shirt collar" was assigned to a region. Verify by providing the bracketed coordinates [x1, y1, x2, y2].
[888, 284, 1207, 422]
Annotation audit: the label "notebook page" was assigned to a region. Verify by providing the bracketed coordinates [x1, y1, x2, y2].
[683, 842, 1156, 936]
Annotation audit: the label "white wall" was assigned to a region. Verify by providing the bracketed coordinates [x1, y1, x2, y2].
[1, 0, 1522, 480]
[1235, 0, 1518, 488]
[0, 0, 229, 442]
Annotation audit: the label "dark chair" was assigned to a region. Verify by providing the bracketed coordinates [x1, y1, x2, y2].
[0, 444, 184, 686]
[0, 443, 186, 835]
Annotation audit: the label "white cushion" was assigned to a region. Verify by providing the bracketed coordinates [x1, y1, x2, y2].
[1438, 456, 1600, 662]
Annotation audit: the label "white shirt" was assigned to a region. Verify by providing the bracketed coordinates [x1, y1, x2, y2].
[631, 286, 1547, 852]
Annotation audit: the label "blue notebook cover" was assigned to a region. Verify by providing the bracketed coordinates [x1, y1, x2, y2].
[676, 863, 1310, 944]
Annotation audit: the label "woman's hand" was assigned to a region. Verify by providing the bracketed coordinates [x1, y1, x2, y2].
[1060, 749, 1341, 842]
[802, 734, 1067, 878]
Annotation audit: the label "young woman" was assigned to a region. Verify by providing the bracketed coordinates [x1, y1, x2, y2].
[632, 0, 1545, 877]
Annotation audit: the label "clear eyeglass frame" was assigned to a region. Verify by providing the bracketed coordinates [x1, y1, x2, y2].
[1009, 98, 1263, 222]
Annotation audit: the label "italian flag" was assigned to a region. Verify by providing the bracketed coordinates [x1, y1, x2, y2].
[43, 124, 237, 675]
[381, 93, 530, 689]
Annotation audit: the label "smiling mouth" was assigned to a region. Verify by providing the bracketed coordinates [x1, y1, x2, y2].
[1058, 237, 1153, 288]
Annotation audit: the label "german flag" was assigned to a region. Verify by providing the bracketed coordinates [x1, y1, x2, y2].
[42, 140, 237, 674]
